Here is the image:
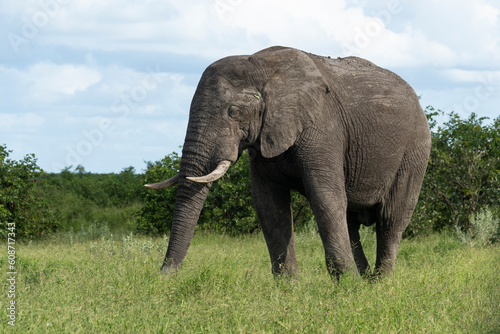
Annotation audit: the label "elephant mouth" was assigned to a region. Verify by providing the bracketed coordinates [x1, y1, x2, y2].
[144, 160, 231, 189]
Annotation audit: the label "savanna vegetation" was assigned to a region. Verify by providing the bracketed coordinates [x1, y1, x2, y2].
[2, 108, 498, 240]
[1, 108, 499, 332]
[2, 228, 499, 332]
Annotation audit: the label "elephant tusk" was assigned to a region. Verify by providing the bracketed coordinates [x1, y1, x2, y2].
[186, 160, 231, 184]
[144, 174, 179, 189]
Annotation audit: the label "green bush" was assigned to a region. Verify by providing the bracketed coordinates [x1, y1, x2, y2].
[0, 145, 60, 239]
[407, 109, 500, 237]
[44, 165, 144, 208]
[136, 152, 180, 234]
[200, 151, 258, 233]
[455, 207, 500, 247]
[40, 165, 144, 233]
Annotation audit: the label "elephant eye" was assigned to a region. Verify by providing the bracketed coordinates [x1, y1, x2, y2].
[228, 106, 241, 119]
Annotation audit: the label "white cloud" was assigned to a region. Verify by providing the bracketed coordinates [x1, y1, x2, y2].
[5, 0, 498, 67]
[0, 63, 101, 104]
[409, 0, 499, 67]
[0, 112, 45, 130]
[27, 63, 102, 96]
[1, 0, 499, 172]
[442, 69, 500, 84]
[215, 0, 362, 54]
[207, 0, 498, 68]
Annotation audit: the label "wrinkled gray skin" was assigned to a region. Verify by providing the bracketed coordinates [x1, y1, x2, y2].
[151, 46, 431, 278]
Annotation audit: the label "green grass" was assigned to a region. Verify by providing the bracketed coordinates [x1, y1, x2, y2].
[2, 228, 499, 333]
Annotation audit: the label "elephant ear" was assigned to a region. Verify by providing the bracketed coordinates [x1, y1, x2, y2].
[255, 47, 330, 158]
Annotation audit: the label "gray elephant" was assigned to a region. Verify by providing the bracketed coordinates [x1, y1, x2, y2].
[145, 46, 431, 278]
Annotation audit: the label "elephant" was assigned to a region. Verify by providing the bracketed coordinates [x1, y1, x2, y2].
[145, 46, 431, 278]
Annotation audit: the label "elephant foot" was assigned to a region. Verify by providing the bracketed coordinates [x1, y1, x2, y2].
[160, 264, 179, 275]
[272, 262, 300, 280]
[370, 261, 396, 282]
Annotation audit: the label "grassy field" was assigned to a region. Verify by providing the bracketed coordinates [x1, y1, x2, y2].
[2, 228, 499, 333]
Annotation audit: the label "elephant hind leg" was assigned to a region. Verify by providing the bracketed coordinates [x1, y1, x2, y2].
[310, 196, 358, 278]
[347, 211, 371, 277]
[375, 149, 428, 276]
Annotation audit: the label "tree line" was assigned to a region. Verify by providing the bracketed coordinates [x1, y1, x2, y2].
[1, 108, 499, 240]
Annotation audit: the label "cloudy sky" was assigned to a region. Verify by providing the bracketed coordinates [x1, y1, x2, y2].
[1, 0, 499, 173]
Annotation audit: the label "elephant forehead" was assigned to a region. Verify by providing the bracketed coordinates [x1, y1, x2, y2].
[207, 56, 254, 82]
[198, 75, 259, 103]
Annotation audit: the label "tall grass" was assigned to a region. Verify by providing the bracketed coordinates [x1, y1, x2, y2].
[2, 229, 499, 333]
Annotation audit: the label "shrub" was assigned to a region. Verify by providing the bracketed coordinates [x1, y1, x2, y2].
[455, 207, 500, 247]
[40, 166, 144, 233]
[136, 152, 180, 234]
[200, 151, 258, 234]
[0, 145, 60, 239]
[407, 109, 500, 237]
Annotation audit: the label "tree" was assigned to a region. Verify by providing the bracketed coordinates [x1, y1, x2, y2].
[136, 152, 180, 234]
[0, 145, 60, 239]
[200, 151, 258, 234]
[407, 109, 500, 237]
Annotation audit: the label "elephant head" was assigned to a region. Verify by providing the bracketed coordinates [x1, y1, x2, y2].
[145, 46, 331, 273]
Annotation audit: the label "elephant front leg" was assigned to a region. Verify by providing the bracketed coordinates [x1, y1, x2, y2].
[251, 168, 299, 278]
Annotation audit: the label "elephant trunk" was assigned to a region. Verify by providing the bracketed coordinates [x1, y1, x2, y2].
[160, 117, 226, 273]
[161, 177, 209, 273]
